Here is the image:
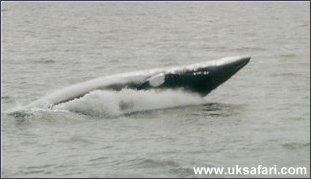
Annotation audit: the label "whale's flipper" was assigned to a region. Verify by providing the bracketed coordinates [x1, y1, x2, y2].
[147, 73, 165, 87]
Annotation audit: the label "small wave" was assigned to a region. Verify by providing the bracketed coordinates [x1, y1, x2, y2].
[54, 89, 206, 117]
[6, 105, 70, 120]
[232, 47, 267, 52]
[282, 142, 310, 150]
[34, 58, 56, 64]
[89, 156, 109, 162]
[169, 167, 195, 178]
[58, 135, 94, 145]
[271, 72, 303, 78]
[137, 158, 180, 168]
[279, 53, 297, 58]
[297, 23, 308, 27]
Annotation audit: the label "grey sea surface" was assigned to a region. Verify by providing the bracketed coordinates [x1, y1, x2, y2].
[1, 2, 310, 178]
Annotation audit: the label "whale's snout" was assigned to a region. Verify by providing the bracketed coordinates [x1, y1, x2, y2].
[231, 56, 251, 71]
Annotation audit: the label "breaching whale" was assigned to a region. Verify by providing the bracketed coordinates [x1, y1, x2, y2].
[26, 56, 250, 109]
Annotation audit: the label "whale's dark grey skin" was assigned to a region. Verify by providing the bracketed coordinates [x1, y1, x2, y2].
[137, 56, 250, 95]
[26, 56, 250, 108]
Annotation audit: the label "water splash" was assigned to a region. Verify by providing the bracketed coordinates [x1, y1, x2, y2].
[53, 89, 206, 117]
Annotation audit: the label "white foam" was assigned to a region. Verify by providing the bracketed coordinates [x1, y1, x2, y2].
[53, 89, 206, 117]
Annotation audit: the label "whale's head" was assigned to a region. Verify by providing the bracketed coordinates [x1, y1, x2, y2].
[200, 56, 251, 93]
[147, 56, 251, 96]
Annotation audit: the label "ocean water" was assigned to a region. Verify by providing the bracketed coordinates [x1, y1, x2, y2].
[1, 2, 310, 178]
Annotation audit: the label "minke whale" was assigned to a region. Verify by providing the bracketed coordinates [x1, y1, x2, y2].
[26, 56, 251, 108]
